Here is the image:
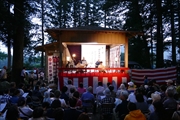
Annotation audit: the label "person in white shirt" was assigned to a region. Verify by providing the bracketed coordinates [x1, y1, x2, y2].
[17, 97, 33, 118]
[50, 90, 67, 108]
[66, 79, 76, 95]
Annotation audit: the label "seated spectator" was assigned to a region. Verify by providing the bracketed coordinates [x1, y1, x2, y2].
[46, 99, 64, 120]
[163, 88, 177, 110]
[124, 102, 146, 120]
[78, 112, 90, 120]
[77, 82, 86, 96]
[96, 81, 105, 104]
[117, 83, 127, 96]
[100, 89, 115, 119]
[148, 92, 161, 113]
[172, 108, 180, 120]
[5, 105, 20, 120]
[0, 89, 12, 104]
[9, 82, 16, 96]
[66, 79, 76, 95]
[69, 87, 76, 98]
[73, 91, 82, 109]
[51, 90, 67, 108]
[43, 91, 51, 104]
[127, 81, 136, 93]
[42, 102, 50, 115]
[148, 100, 166, 120]
[63, 97, 83, 120]
[109, 85, 116, 98]
[32, 85, 43, 101]
[28, 107, 45, 120]
[10, 89, 21, 105]
[17, 97, 33, 119]
[39, 83, 47, 96]
[60, 86, 69, 104]
[115, 90, 129, 120]
[135, 93, 149, 114]
[18, 83, 25, 96]
[81, 86, 95, 108]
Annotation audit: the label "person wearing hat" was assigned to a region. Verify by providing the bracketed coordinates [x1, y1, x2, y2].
[127, 81, 136, 93]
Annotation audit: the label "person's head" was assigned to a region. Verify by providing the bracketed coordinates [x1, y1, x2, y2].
[18, 83, 25, 89]
[35, 85, 40, 90]
[70, 87, 76, 93]
[144, 75, 147, 79]
[6, 105, 19, 120]
[119, 83, 126, 90]
[13, 89, 20, 96]
[51, 99, 61, 109]
[104, 89, 111, 96]
[127, 102, 137, 111]
[44, 91, 50, 98]
[160, 85, 167, 92]
[42, 102, 50, 110]
[69, 97, 77, 107]
[120, 90, 129, 100]
[166, 79, 174, 86]
[78, 113, 90, 120]
[79, 82, 83, 88]
[10, 82, 16, 88]
[98, 81, 103, 86]
[128, 81, 134, 87]
[73, 91, 80, 99]
[151, 93, 161, 102]
[87, 86, 93, 93]
[165, 88, 174, 98]
[61, 86, 68, 93]
[109, 85, 114, 92]
[54, 90, 61, 98]
[68, 79, 72, 84]
[17, 97, 26, 106]
[135, 93, 144, 103]
[32, 107, 44, 118]
[54, 108, 64, 120]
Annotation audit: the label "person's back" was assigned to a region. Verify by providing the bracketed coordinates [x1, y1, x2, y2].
[124, 102, 146, 120]
[63, 98, 83, 120]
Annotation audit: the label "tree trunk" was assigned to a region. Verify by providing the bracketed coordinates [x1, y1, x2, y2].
[12, 0, 24, 85]
[170, 0, 176, 65]
[156, 0, 164, 68]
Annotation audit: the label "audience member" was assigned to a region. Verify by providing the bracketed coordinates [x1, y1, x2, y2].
[124, 102, 146, 120]
[17, 97, 33, 119]
[60, 86, 69, 104]
[43, 91, 51, 104]
[66, 79, 76, 95]
[77, 82, 86, 96]
[5, 105, 20, 120]
[73, 91, 82, 108]
[78, 112, 90, 120]
[115, 90, 129, 120]
[127, 81, 136, 93]
[148, 100, 166, 120]
[63, 97, 83, 120]
[29, 107, 45, 120]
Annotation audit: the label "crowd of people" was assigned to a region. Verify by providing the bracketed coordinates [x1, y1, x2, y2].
[1, 65, 180, 120]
